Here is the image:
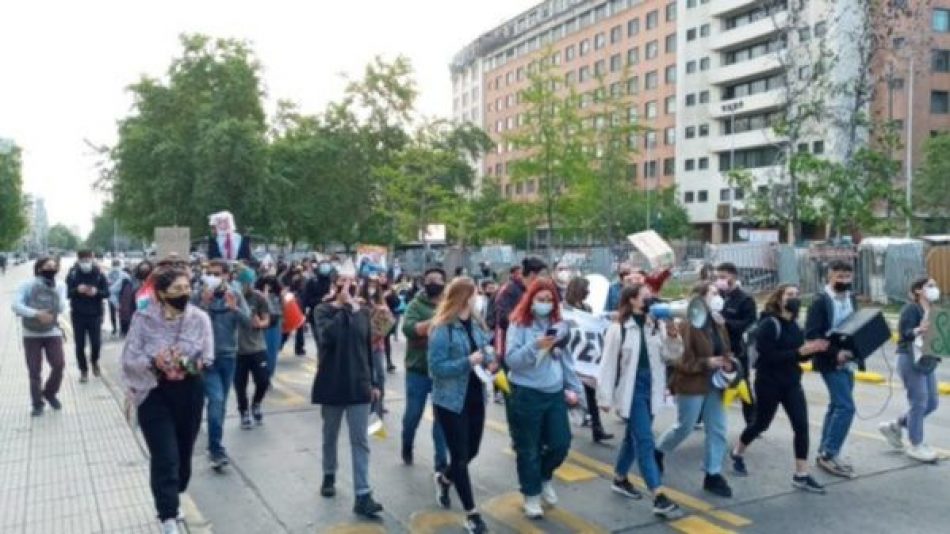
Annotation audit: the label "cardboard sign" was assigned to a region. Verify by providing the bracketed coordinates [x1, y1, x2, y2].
[561, 306, 611, 379]
[627, 230, 674, 269]
[155, 227, 191, 260]
[923, 306, 950, 358]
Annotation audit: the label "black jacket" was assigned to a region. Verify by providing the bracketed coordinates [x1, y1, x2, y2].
[804, 290, 860, 373]
[66, 266, 110, 318]
[721, 287, 757, 358]
[303, 274, 333, 312]
[207, 234, 252, 261]
[754, 313, 807, 380]
[310, 303, 377, 406]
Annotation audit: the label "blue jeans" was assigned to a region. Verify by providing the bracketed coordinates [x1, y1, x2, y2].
[615, 369, 662, 491]
[819, 368, 855, 458]
[657, 389, 727, 475]
[264, 322, 281, 379]
[897, 352, 939, 446]
[401, 371, 448, 471]
[203, 356, 237, 456]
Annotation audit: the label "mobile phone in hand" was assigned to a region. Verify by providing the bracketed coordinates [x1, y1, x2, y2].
[545, 327, 558, 337]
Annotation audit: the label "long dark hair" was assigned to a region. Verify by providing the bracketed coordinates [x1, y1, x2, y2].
[565, 277, 590, 310]
[255, 274, 282, 295]
[616, 284, 647, 325]
[764, 284, 797, 316]
[33, 256, 58, 276]
[152, 267, 189, 293]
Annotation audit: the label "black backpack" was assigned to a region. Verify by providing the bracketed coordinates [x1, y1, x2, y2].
[743, 316, 781, 369]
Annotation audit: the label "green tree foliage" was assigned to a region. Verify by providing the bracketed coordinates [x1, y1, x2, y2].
[0, 142, 28, 250]
[84, 203, 136, 253]
[914, 133, 950, 231]
[47, 224, 80, 251]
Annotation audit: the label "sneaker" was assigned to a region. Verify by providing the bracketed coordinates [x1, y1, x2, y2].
[353, 493, 384, 518]
[703, 473, 733, 498]
[240, 412, 253, 430]
[652, 493, 679, 520]
[401, 446, 413, 466]
[92, 363, 101, 377]
[792, 474, 827, 494]
[160, 519, 180, 534]
[79, 372, 89, 384]
[731, 452, 748, 477]
[906, 444, 939, 463]
[321, 474, 336, 497]
[611, 477, 643, 500]
[593, 427, 614, 443]
[434, 472, 452, 509]
[540, 480, 558, 506]
[522, 495, 544, 519]
[43, 395, 62, 411]
[817, 455, 855, 478]
[464, 513, 489, 534]
[30, 405, 44, 417]
[654, 450, 665, 475]
[878, 421, 904, 451]
[251, 404, 263, 425]
[209, 452, 229, 470]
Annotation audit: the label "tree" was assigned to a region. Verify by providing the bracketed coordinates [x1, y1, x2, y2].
[47, 224, 80, 251]
[913, 133, 950, 231]
[84, 203, 135, 253]
[0, 142, 28, 250]
[100, 34, 270, 239]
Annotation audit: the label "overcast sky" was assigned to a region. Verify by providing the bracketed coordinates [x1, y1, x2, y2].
[0, 0, 537, 236]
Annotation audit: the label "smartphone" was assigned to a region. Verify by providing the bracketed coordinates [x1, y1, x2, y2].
[545, 328, 558, 337]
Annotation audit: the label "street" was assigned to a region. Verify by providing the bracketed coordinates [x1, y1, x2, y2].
[3, 262, 950, 533]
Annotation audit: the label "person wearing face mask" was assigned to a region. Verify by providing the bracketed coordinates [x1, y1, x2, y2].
[494, 257, 548, 364]
[254, 274, 285, 378]
[234, 267, 272, 429]
[381, 276, 402, 372]
[66, 250, 111, 383]
[713, 263, 758, 425]
[730, 284, 828, 493]
[13, 257, 68, 417]
[400, 268, 450, 473]
[655, 282, 736, 498]
[597, 284, 683, 518]
[553, 263, 574, 300]
[110, 261, 135, 337]
[804, 260, 859, 478]
[505, 279, 584, 519]
[131, 260, 156, 311]
[878, 277, 943, 463]
[304, 260, 335, 348]
[121, 266, 213, 534]
[363, 277, 395, 416]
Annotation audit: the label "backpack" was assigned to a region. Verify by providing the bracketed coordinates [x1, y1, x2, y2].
[22, 281, 60, 333]
[743, 316, 781, 369]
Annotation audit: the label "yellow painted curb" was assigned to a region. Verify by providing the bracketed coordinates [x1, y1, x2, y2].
[855, 371, 886, 384]
[940, 382, 950, 396]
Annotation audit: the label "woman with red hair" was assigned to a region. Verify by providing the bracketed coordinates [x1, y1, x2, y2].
[505, 278, 584, 520]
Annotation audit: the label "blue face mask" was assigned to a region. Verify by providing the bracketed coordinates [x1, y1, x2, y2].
[237, 269, 256, 287]
[532, 302, 553, 318]
[318, 264, 333, 275]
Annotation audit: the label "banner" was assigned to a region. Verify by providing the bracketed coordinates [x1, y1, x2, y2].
[562, 306, 611, 379]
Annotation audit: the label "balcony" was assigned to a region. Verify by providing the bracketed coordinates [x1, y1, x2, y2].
[709, 128, 785, 153]
[708, 52, 784, 85]
[710, 89, 786, 119]
[710, 0, 763, 17]
[711, 11, 788, 51]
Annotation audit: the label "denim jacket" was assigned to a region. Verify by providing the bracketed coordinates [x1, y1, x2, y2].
[428, 319, 493, 414]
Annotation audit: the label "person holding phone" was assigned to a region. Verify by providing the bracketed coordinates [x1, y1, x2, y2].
[505, 279, 583, 519]
[427, 277, 493, 533]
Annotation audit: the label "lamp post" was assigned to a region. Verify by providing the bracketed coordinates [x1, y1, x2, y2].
[721, 101, 744, 243]
[905, 55, 915, 237]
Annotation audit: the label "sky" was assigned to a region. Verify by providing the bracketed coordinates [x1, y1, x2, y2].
[0, 0, 538, 237]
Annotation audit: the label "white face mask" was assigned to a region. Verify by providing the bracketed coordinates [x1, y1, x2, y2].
[79, 261, 93, 272]
[473, 295, 485, 315]
[556, 270, 571, 285]
[202, 275, 222, 290]
[708, 295, 725, 313]
[925, 286, 940, 302]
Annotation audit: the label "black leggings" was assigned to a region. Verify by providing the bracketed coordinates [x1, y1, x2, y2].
[434, 384, 486, 512]
[583, 384, 605, 433]
[740, 373, 809, 459]
[234, 352, 269, 412]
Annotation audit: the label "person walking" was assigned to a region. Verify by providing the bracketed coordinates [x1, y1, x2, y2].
[66, 250, 110, 382]
[364, 277, 394, 416]
[121, 266, 213, 534]
[304, 259, 335, 349]
[234, 267, 271, 429]
[713, 263, 758, 425]
[194, 260, 250, 470]
[400, 268, 450, 472]
[106, 259, 125, 336]
[655, 282, 735, 498]
[12, 257, 67, 416]
[255, 274, 284, 378]
[383, 276, 402, 373]
[730, 284, 828, 493]
[597, 284, 682, 518]
[879, 277, 943, 463]
[312, 267, 385, 518]
[428, 277, 493, 533]
[111, 262, 136, 336]
[505, 278, 583, 519]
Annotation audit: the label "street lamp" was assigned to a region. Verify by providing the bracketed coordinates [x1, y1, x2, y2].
[721, 101, 744, 243]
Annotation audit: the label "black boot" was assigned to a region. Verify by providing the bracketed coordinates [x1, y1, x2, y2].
[592, 426, 614, 443]
[703, 473, 733, 498]
[354, 493, 384, 518]
[320, 474, 336, 498]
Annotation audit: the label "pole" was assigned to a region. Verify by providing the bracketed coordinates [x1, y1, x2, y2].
[645, 138, 652, 230]
[729, 109, 736, 243]
[112, 218, 118, 255]
[905, 55, 914, 237]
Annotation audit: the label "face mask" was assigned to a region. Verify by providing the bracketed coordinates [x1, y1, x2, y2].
[318, 264, 333, 275]
[833, 281, 852, 293]
[532, 302, 553, 318]
[785, 297, 802, 315]
[925, 286, 940, 302]
[79, 261, 93, 273]
[556, 270, 571, 285]
[425, 283, 444, 299]
[708, 295, 725, 313]
[237, 269, 256, 287]
[203, 275, 222, 290]
[136, 269, 150, 281]
[164, 295, 189, 312]
[40, 270, 56, 282]
[714, 279, 731, 293]
[368, 288, 377, 297]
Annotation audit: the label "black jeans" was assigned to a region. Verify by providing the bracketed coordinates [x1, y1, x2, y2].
[138, 377, 204, 521]
[234, 352, 269, 412]
[584, 384, 605, 433]
[740, 372, 809, 460]
[434, 384, 486, 512]
[384, 320, 399, 369]
[71, 314, 102, 373]
[107, 302, 117, 334]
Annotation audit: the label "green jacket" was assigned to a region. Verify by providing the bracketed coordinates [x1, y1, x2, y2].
[402, 293, 437, 375]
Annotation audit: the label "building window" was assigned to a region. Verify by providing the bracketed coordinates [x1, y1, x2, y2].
[934, 9, 950, 32]
[627, 163, 638, 180]
[699, 124, 709, 137]
[665, 127, 676, 145]
[685, 159, 695, 171]
[646, 10, 658, 30]
[646, 40, 659, 59]
[506, 71, 513, 84]
[516, 67, 525, 81]
[797, 142, 809, 153]
[933, 49, 950, 72]
[628, 47, 640, 65]
[515, 182, 523, 195]
[890, 77, 905, 90]
[698, 157, 709, 169]
[628, 18, 640, 36]
[666, 33, 677, 53]
[687, 0, 697, 7]
[724, 72, 785, 99]
[595, 32, 607, 50]
[579, 66, 591, 82]
[699, 90, 710, 103]
[580, 39, 591, 56]
[611, 25, 623, 44]
[686, 94, 697, 106]
[721, 188, 732, 201]
[505, 184, 512, 197]
[595, 60, 606, 76]
[610, 81, 623, 96]
[685, 191, 695, 203]
[665, 95, 676, 113]
[565, 70, 577, 85]
[932, 90, 949, 113]
[666, 65, 676, 84]
[799, 65, 812, 80]
[799, 27, 811, 42]
[698, 57, 710, 71]
[735, 188, 745, 200]
[644, 160, 658, 178]
[812, 140, 825, 154]
[664, 157, 675, 176]
[610, 54, 623, 72]
[687, 60, 697, 73]
[628, 105, 639, 122]
[645, 131, 658, 149]
[700, 24, 710, 37]
[645, 101, 658, 118]
[645, 70, 659, 89]
[814, 21, 827, 37]
[685, 126, 696, 138]
[628, 76, 639, 94]
[566, 44, 576, 61]
[719, 146, 782, 171]
[667, 3, 677, 21]
[698, 190, 708, 202]
[687, 28, 697, 41]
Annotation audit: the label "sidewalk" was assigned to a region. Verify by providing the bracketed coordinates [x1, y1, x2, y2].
[0, 281, 201, 534]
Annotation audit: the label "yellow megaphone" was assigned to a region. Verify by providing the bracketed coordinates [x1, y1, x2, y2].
[367, 414, 387, 439]
[493, 369, 511, 395]
[723, 379, 752, 406]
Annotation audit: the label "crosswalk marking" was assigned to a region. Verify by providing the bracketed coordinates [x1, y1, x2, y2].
[501, 448, 598, 483]
[408, 510, 466, 533]
[320, 523, 386, 534]
[670, 515, 737, 534]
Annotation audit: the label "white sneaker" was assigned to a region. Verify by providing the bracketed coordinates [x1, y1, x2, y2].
[878, 421, 904, 450]
[161, 519, 180, 534]
[906, 444, 938, 463]
[541, 480, 558, 506]
[523, 495, 544, 519]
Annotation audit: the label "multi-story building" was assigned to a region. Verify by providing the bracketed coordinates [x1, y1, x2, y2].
[451, 40, 489, 192]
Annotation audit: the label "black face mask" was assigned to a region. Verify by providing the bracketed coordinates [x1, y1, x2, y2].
[136, 270, 150, 281]
[785, 298, 802, 315]
[40, 270, 56, 283]
[833, 282, 852, 293]
[425, 283, 445, 299]
[164, 295, 189, 312]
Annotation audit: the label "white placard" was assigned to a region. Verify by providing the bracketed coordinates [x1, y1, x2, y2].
[627, 230, 674, 269]
[155, 227, 191, 260]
